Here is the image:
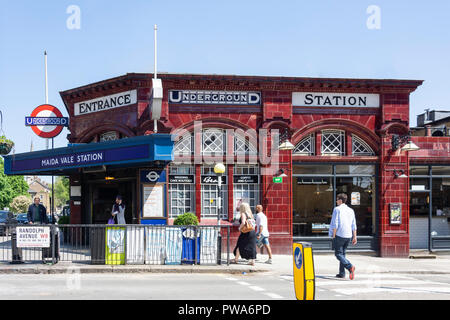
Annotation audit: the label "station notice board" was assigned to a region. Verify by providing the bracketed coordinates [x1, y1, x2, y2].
[142, 183, 164, 218]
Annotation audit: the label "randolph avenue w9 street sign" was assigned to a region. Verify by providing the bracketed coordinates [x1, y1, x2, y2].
[26, 104, 69, 138]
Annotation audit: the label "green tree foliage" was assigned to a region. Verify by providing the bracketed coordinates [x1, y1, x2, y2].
[54, 176, 69, 208]
[0, 157, 29, 210]
[10, 195, 32, 213]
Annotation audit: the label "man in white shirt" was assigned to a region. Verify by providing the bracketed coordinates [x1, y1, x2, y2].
[255, 205, 273, 264]
[329, 193, 357, 280]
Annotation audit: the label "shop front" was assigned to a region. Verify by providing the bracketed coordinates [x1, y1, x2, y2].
[292, 164, 377, 250]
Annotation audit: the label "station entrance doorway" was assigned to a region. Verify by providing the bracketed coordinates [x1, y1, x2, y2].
[83, 173, 137, 224]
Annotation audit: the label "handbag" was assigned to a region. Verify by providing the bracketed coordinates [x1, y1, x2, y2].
[107, 217, 115, 225]
[240, 218, 256, 233]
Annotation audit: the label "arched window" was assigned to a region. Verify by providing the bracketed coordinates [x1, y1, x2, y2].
[174, 132, 193, 156]
[234, 132, 258, 155]
[293, 134, 315, 156]
[352, 135, 375, 156]
[99, 131, 118, 142]
[321, 130, 345, 156]
[202, 129, 226, 154]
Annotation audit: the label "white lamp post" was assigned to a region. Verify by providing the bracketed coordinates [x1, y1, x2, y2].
[214, 163, 226, 225]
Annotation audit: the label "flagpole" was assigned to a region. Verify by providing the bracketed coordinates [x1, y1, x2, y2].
[45, 50, 55, 222]
[44, 51, 49, 150]
[154, 25, 158, 133]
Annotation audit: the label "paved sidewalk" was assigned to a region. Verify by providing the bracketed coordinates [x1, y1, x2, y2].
[1, 251, 450, 275]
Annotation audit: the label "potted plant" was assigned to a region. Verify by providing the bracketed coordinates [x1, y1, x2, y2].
[0, 136, 14, 155]
[174, 212, 200, 264]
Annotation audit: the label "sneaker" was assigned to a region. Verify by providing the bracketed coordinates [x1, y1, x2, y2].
[265, 258, 272, 264]
[349, 266, 355, 280]
[335, 274, 345, 279]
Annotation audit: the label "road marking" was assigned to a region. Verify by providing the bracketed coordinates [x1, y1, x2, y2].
[225, 277, 238, 281]
[237, 281, 250, 286]
[264, 292, 284, 299]
[249, 286, 265, 292]
[333, 286, 450, 296]
[316, 280, 443, 286]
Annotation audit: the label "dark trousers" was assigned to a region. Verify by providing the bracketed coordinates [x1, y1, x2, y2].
[333, 236, 353, 276]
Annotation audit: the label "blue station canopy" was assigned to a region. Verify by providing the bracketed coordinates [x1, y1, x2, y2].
[3, 134, 174, 176]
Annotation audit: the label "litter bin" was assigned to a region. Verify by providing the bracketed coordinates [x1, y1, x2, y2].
[10, 227, 23, 264]
[42, 227, 60, 264]
[90, 226, 106, 265]
[181, 227, 200, 264]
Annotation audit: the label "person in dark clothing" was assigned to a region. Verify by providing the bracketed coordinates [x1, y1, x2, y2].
[231, 202, 257, 266]
[27, 196, 48, 224]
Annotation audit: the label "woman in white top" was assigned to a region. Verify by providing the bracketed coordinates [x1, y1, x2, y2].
[112, 195, 126, 224]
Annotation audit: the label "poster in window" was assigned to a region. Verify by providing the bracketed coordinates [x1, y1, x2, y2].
[351, 192, 360, 206]
[389, 203, 402, 225]
[143, 184, 164, 218]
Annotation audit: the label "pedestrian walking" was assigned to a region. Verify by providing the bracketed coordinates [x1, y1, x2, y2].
[255, 205, 273, 264]
[329, 193, 357, 280]
[27, 196, 48, 224]
[112, 195, 126, 225]
[231, 202, 257, 266]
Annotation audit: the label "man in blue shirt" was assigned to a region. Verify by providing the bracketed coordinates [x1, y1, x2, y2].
[329, 193, 357, 280]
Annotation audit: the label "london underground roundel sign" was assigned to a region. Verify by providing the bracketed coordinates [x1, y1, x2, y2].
[25, 104, 68, 138]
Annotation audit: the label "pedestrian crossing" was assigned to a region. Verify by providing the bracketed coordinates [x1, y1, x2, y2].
[279, 273, 450, 298]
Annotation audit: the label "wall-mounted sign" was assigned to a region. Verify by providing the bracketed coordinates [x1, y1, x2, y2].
[74, 90, 137, 116]
[16, 226, 50, 248]
[293, 92, 380, 108]
[273, 177, 283, 184]
[26, 104, 68, 138]
[140, 169, 166, 183]
[233, 175, 259, 184]
[389, 203, 402, 225]
[169, 90, 261, 106]
[201, 175, 227, 184]
[143, 184, 164, 218]
[169, 175, 195, 184]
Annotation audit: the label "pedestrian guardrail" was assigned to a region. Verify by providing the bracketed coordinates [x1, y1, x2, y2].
[0, 224, 231, 266]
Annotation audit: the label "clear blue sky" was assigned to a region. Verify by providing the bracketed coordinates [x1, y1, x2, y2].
[1, 0, 449, 157]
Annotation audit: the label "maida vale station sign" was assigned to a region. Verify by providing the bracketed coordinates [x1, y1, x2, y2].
[169, 90, 261, 106]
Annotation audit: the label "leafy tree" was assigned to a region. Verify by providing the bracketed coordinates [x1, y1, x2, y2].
[0, 157, 29, 210]
[10, 195, 32, 213]
[54, 176, 69, 208]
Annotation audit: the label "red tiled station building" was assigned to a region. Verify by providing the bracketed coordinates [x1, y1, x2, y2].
[60, 73, 427, 257]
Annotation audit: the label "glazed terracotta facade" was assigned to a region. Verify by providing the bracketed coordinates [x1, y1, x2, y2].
[59, 73, 450, 257]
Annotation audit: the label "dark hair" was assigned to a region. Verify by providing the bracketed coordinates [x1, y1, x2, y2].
[337, 193, 348, 203]
[116, 195, 122, 200]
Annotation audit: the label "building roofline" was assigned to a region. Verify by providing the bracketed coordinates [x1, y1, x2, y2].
[59, 72, 424, 96]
